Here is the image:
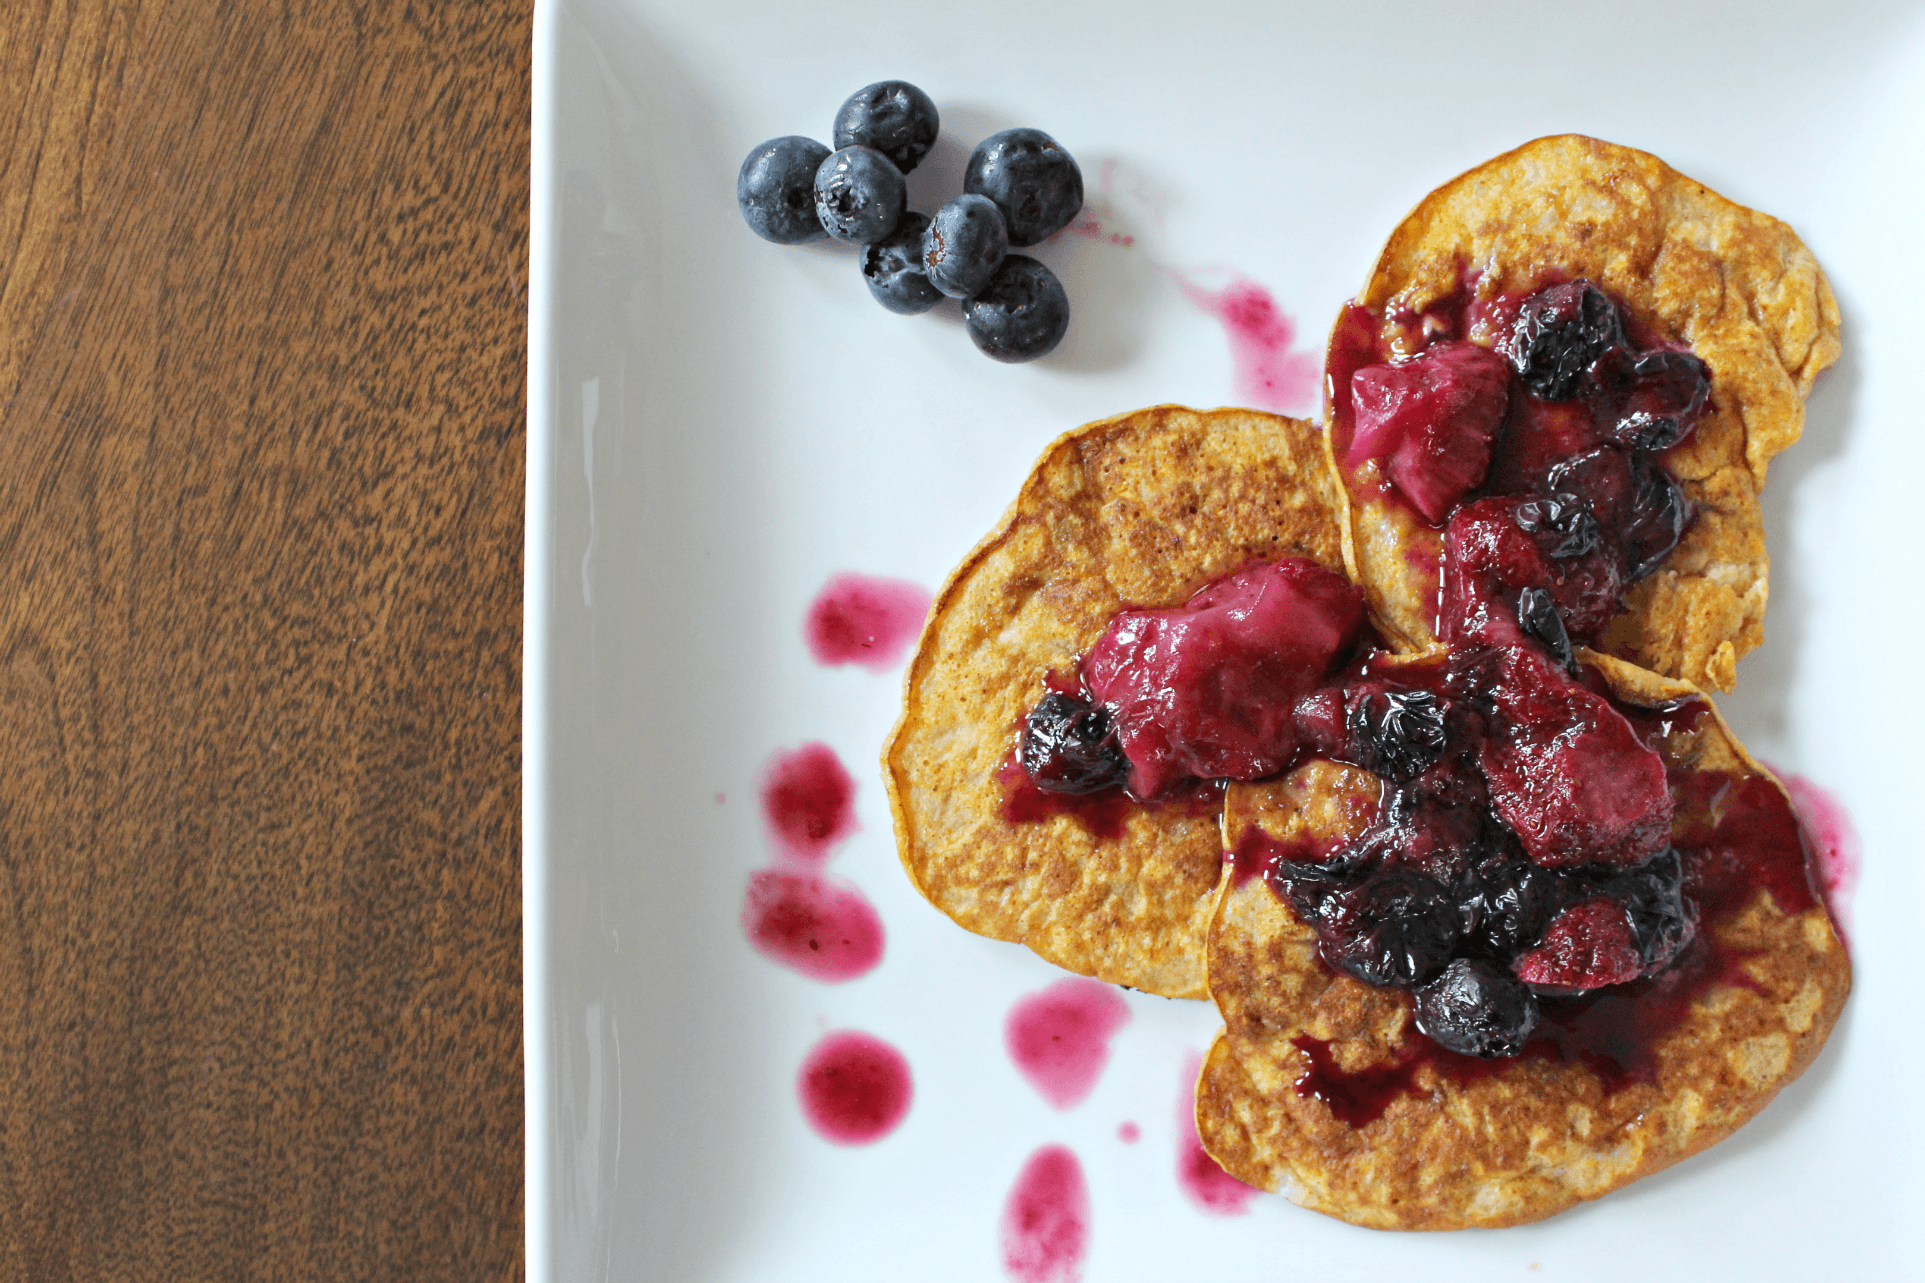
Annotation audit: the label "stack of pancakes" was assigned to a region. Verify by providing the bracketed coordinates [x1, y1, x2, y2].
[883, 136, 1848, 1229]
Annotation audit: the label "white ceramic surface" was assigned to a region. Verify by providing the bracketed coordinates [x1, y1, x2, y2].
[527, 1, 1925, 1277]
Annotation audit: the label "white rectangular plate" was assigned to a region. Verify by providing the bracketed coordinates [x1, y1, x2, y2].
[528, 1, 1925, 1277]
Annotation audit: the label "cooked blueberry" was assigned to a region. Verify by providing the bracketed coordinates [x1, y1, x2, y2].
[1512, 492, 1598, 560]
[1459, 853, 1565, 958]
[737, 136, 832, 244]
[1269, 852, 1369, 928]
[860, 212, 942, 314]
[963, 127, 1084, 247]
[813, 145, 906, 244]
[1621, 454, 1690, 581]
[1414, 959, 1540, 1058]
[962, 256, 1069, 362]
[1517, 587, 1576, 672]
[1504, 281, 1626, 400]
[1347, 687, 1446, 783]
[1612, 351, 1711, 451]
[1318, 871, 1460, 988]
[922, 194, 1008, 299]
[1020, 691, 1127, 794]
[1587, 848, 1696, 971]
[832, 80, 939, 174]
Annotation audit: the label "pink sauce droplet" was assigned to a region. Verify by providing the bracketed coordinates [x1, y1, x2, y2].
[1771, 765, 1862, 945]
[1176, 271, 1320, 414]
[1175, 1051, 1257, 1215]
[797, 1029, 912, 1145]
[743, 868, 884, 982]
[761, 742, 857, 863]
[1005, 978, 1132, 1110]
[1001, 1144, 1089, 1283]
[1117, 1122, 1140, 1144]
[804, 572, 932, 673]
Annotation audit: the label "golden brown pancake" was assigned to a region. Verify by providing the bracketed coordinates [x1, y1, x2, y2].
[1334, 134, 1840, 691]
[884, 405, 1345, 998]
[1198, 651, 1850, 1229]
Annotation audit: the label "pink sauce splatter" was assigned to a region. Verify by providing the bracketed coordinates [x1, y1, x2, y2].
[1771, 765, 1862, 946]
[1001, 1145, 1089, 1283]
[743, 868, 884, 982]
[1176, 271, 1320, 414]
[1175, 1051, 1257, 1215]
[745, 743, 883, 981]
[1117, 1122, 1140, 1144]
[761, 741, 857, 863]
[797, 1029, 912, 1145]
[804, 572, 931, 673]
[1005, 978, 1133, 1110]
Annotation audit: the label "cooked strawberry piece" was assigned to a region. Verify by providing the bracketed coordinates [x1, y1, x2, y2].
[1442, 498, 1623, 646]
[1081, 559, 1365, 798]
[1347, 341, 1512, 524]
[1478, 649, 1674, 868]
[1512, 898, 1643, 990]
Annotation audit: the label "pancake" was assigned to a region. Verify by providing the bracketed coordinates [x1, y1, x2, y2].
[1332, 134, 1840, 691]
[1197, 650, 1850, 1229]
[883, 405, 1344, 998]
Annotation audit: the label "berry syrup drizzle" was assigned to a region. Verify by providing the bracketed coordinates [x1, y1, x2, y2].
[796, 1029, 913, 1145]
[804, 571, 931, 673]
[1000, 1145, 1089, 1283]
[743, 743, 883, 982]
[1004, 978, 1133, 1110]
[1176, 271, 1320, 414]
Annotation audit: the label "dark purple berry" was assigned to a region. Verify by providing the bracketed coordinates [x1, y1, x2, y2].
[1621, 454, 1690, 581]
[963, 128, 1083, 247]
[1517, 587, 1575, 672]
[813, 145, 906, 244]
[1269, 852, 1369, 928]
[1346, 686, 1446, 783]
[860, 212, 942, 314]
[737, 136, 832, 244]
[1319, 871, 1460, 989]
[1512, 492, 1599, 560]
[1586, 848, 1696, 971]
[1459, 853, 1565, 958]
[832, 80, 939, 174]
[1020, 692, 1127, 794]
[1414, 959, 1540, 1058]
[1504, 281, 1626, 401]
[1612, 350, 1711, 451]
[923, 194, 1008, 299]
[962, 256, 1069, 363]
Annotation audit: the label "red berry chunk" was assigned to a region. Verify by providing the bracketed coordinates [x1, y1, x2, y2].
[1081, 559, 1365, 798]
[1347, 342, 1512, 525]
[1478, 649, 1674, 868]
[1442, 498, 1623, 645]
[1512, 898, 1643, 990]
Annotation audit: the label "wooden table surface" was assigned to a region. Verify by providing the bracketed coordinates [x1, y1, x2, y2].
[0, 2, 527, 1277]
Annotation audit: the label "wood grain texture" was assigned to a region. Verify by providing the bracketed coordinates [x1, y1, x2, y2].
[0, 1, 526, 1278]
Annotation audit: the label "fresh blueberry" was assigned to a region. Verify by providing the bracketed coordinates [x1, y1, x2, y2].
[1512, 492, 1598, 560]
[813, 145, 906, 244]
[1504, 281, 1626, 400]
[832, 80, 940, 174]
[962, 256, 1069, 362]
[1318, 871, 1460, 989]
[1346, 686, 1447, 783]
[1020, 691, 1128, 794]
[737, 136, 832, 244]
[923, 194, 1008, 299]
[1414, 959, 1540, 1058]
[860, 212, 942, 314]
[1516, 587, 1575, 672]
[964, 127, 1084, 247]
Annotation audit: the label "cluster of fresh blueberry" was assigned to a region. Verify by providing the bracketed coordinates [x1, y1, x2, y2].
[736, 81, 1082, 363]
